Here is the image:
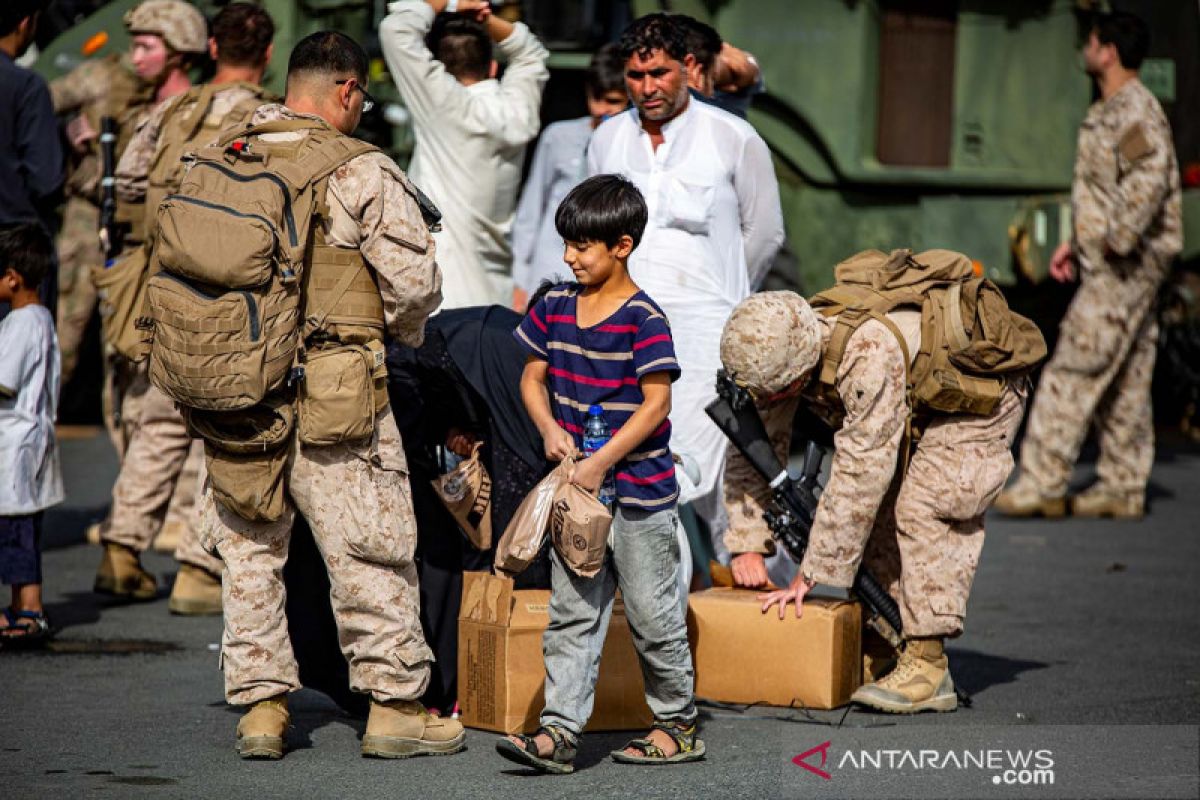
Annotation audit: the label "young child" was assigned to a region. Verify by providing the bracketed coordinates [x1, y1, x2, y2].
[0, 223, 63, 648]
[497, 174, 702, 772]
[510, 43, 629, 310]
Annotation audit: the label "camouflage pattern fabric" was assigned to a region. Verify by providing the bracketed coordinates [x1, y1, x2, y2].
[1011, 79, 1182, 499]
[123, 0, 208, 54]
[198, 103, 442, 705]
[249, 103, 443, 345]
[200, 410, 432, 705]
[723, 312, 1028, 637]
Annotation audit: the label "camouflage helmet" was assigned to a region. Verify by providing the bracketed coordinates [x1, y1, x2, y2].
[720, 291, 823, 399]
[124, 0, 208, 54]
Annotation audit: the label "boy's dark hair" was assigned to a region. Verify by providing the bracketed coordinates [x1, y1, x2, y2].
[618, 12, 689, 64]
[0, 223, 53, 290]
[527, 278, 561, 313]
[288, 31, 367, 84]
[676, 14, 722, 72]
[555, 174, 648, 251]
[212, 2, 274, 68]
[585, 43, 625, 99]
[428, 14, 492, 82]
[0, 0, 43, 38]
[1093, 11, 1150, 70]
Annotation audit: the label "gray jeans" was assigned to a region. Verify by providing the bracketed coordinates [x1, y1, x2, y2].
[540, 505, 696, 736]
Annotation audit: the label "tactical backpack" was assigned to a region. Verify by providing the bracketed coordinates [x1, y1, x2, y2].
[143, 82, 274, 241]
[145, 118, 380, 412]
[810, 248, 1047, 419]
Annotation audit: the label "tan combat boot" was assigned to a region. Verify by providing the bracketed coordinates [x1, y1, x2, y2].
[237, 695, 289, 759]
[993, 480, 1067, 518]
[153, 519, 185, 553]
[85, 522, 103, 546]
[361, 699, 466, 759]
[94, 542, 158, 600]
[1070, 485, 1144, 519]
[851, 637, 957, 714]
[168, 564, 222, 616]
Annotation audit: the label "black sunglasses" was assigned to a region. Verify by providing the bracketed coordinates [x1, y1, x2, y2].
[334, 79, 376, 113]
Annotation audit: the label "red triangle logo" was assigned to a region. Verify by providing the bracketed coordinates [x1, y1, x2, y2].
[792, 740, 832, 780]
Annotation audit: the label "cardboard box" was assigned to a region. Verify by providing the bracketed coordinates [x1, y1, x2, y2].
[457, 571, 653, 734]
[687, 588, 862, 709]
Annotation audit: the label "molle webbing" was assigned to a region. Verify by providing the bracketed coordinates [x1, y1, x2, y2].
[304, 244, 385, 343]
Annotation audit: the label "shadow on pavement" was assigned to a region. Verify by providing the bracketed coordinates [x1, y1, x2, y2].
[947, 647, 1050, 696]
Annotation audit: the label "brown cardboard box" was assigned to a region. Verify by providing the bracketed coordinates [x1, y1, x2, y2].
[457, 571, 653, 734]
[687, 588, 862, 709]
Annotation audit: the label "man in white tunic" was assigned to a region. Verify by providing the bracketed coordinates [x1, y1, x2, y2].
[587, 13, 784, 539]
[380, 0, 548, 308]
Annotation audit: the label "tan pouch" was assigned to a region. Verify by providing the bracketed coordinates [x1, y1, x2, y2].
[92, 247, 152, 362]
[550, 482, 612, 579]
[431, 441, 493, 550]
[297, 341, 384, 446]
[189, 398, 294, 523]
[494, 456, 574, 577]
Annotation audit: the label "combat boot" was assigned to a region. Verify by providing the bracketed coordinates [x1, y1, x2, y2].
[94, 542, 157, 601]
[85, 522, 102, 546]
[993, 480, 1066, 518]
[851, 637, 957, 714]
[237, 695, 289, 760]
[1070, 486, 1144, 519]
[361, 699, 466, 759]
[168, 564, 222, 616]
[153, 519, 185, 553]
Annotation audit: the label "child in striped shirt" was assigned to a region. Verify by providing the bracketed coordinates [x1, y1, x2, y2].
[497, 175, 702, 773]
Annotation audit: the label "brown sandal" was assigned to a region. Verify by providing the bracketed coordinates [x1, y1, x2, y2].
[495, 725, 577, 774]
[611, 718, 705, 765]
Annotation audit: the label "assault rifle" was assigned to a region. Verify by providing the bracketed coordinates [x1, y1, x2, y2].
[98, 116, 121, 258]
[705, 369, 904, 648]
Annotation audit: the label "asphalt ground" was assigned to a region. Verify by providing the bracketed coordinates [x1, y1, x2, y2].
[2, 428, 1198, 799]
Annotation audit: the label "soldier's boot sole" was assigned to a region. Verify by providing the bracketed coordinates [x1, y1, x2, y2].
[851, 673, 958, 715]
[994, 495, 1067, 519]
[1070, 498, 1144, 520]
[361, 732, 466, 759]
[237, 735, 285, 760]
[167, 594, 222, 615]
[93, 573, 158, 601]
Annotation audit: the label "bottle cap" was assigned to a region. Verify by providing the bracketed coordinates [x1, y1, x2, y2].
[588, 404, 604, 416]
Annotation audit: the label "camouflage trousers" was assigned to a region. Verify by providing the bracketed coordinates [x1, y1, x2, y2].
[725, 382, 1027, 638]
[55, 195, 104, 384]
[1015, 270, 1159, 497]
[100, 365, 219, 575]
[199, 409, 432, 706]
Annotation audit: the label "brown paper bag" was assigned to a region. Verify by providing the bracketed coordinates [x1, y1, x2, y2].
[550, 482, 612, 578]
[493, 456, 574, 576]
[431, 441, 493, 550]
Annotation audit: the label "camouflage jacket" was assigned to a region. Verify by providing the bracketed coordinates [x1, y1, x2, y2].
[724, 313, 913, 587]
[249, 103, 443, 348]
[114, 82, 263, 203]
[1072, 78, 1182, 279]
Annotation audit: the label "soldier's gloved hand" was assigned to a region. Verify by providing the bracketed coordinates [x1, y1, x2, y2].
[1049, 241, 1076, 283]
[731, 552, 770, 589]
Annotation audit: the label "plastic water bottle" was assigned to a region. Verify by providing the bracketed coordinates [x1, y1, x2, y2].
[582, 404, 617, 506]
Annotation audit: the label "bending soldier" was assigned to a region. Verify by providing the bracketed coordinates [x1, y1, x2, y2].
[996, 11, 1182, 520]
[721, 277, 1033, 714]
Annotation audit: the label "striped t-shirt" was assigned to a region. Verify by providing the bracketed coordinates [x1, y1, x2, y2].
[515, 283, 680, 510]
